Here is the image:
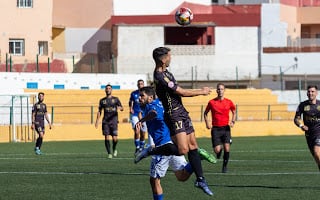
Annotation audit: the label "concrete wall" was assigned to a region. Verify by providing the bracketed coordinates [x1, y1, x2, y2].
[0, 72, 147, 92]
[116, 26, 163, 76]
[116, 25, 259, 81]
[114, 2, 320, 85]
[53, 0, 112, 28]
[64, 28, 111, 53]
[0, 121, 303, 143]
[113, 0, 211, 15]
[261, 4, 288, 47]
[261, 3, 320, 85]
[0, 0, 52, 63]
[52, 0, 113, 54]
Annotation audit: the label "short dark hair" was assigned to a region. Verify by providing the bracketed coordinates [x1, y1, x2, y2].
[152, 47, 170, 65]
[38, 92, 44, 96]
[140, 86, 156, 99]
[307, 85, 318, 90]
[105, 84, 112, 88]
[216, 83, 225, 89]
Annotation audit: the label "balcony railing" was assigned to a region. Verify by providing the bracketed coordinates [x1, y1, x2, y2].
[166, 45, 215, 55]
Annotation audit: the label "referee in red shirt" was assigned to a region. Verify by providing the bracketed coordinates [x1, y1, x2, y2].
[204, 83, 236, 173]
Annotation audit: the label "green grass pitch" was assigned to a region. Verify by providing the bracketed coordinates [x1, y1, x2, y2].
[0, 135, 320, 200]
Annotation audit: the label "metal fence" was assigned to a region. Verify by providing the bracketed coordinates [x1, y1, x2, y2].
[0, 103, 297, 142]
[0, 103, 297, 126]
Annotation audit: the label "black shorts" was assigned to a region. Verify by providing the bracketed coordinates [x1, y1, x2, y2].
[305, 133, 320, 155]
[211, 126, 232, 148]
[34, 121, 45, 134]
[102, 121, 118, 136]
[165, 107, 194, 136]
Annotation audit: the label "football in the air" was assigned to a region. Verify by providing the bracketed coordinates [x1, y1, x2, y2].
[175, 7, 193, 26]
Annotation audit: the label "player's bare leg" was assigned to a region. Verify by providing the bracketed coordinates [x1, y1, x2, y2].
[313, 145, 320, 171]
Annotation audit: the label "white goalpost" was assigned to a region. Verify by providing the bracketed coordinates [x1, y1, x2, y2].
[0, 93, 36, 142]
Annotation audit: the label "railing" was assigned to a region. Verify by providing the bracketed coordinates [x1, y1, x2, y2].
[288, 38, 320, 47]
[166, 45, 215, 55]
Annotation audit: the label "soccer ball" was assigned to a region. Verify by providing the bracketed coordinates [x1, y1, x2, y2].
[175, 7, 193, 26]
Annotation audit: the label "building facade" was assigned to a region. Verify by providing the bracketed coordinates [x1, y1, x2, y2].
[0, 0, 320, 89]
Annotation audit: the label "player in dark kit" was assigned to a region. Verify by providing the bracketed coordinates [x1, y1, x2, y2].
[294, 85, 320, 171]
[95, 84, 124, 158]
[147, 47, 213, 195]
[31, 92, 52, 155]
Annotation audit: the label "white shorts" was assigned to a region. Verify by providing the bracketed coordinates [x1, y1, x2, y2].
[150, 155, 187, 178]
[131, 115, 147, 132]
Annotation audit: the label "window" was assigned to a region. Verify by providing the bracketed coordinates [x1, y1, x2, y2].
[165, 26, 209, 45]
[38, 41, 48, 56]
[211, 0, 218, 3]
[9, 39, 25, 56]
[17, 0, 33, 8]
[228, 0, 235, 3]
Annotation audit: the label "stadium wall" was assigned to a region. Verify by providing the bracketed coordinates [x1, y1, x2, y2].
[0, 72, 147, 91]
[0, 121, 302, 143]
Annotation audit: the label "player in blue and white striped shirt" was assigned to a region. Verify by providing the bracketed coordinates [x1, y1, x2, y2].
[135, 86, 193, 200]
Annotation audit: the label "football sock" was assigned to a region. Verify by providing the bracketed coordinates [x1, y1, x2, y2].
[188, 149, 204, 179]
[223, 151, 230, 167]
[134, 139, 140, 149]
[140, 140, 145, 149]
[105, 140, 111, 154]
[149, 143, 180, 156]
[184, 163, 193, 174]
[153, 194, 163, 200]
[35, 137, 43, 149]
[112, 140, 118, 152]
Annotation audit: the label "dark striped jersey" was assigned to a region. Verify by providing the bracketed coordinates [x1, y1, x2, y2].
[153, 70, 183, 114]
[32, 102, 48, 123]
[295, 99, 320, 134]
[98, 96, 122, 123]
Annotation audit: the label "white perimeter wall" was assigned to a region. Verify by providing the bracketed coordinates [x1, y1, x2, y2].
[0, 72, 147, 94]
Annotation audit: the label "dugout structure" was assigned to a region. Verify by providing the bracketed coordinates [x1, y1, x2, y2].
[0, 94, 38, 142]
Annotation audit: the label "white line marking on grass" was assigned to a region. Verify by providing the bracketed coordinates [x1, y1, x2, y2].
[0, 171, 147, 175]
[234, 149, 307, 153]
[231, 159, 311, 163]
[204, 171, 320, 176]
[0, 158, 35, 160]
[0, 171, 318, 176]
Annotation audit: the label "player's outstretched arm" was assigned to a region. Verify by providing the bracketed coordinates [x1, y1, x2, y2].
[175, 86, 211, 97]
